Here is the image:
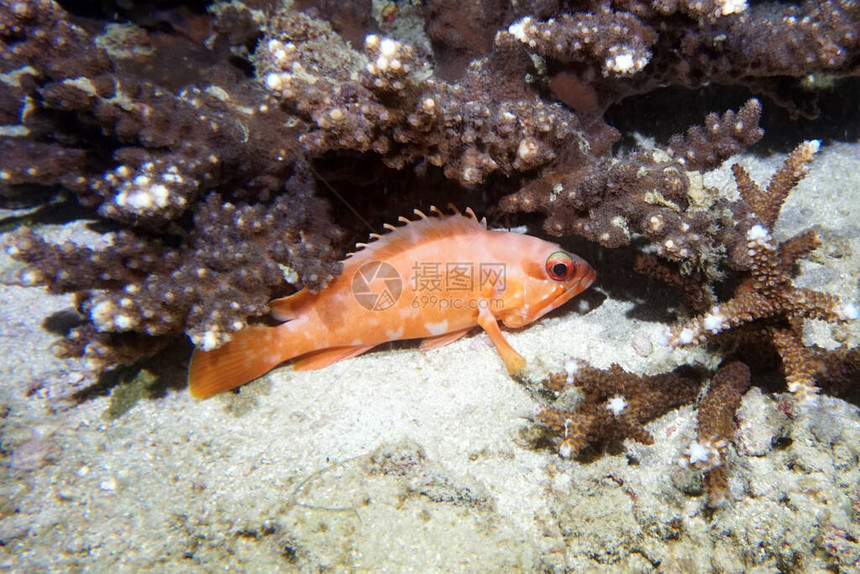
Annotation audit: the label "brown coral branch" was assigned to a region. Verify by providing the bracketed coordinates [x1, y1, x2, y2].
[811, 345, 860, 400]
[683, 361, 750, 508]
[255, 9, 586, 186]
[634, 253, 712, 311]
[533, 363, 701, 458]
[664, 99, 764, 173]
[506, 1, 860, 118]
[682, 361, 751, 508]
[735, 140, 820, 230]
[777, 230, 821, 276]
[505, 9, 657, 76]
[500, 100, 763, 285]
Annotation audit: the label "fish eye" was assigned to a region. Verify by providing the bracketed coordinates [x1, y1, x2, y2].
[546, 251, 575, 281]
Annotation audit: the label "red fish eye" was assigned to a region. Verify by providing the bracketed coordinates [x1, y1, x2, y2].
[546, 251, 575, 281]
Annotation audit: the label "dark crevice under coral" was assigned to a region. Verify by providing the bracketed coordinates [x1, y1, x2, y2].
[605, 80, 860, 153]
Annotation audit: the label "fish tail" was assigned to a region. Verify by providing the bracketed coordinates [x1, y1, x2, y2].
[188, 324, 289, 399]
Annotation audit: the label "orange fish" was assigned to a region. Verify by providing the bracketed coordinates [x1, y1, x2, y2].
[188, 207, 595, 398]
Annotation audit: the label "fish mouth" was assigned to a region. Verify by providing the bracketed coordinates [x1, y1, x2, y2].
[551, 265, 597, 311]
[579, 265, 597, 291]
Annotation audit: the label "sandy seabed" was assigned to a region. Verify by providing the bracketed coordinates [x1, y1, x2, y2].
[1, 143, 859, 572]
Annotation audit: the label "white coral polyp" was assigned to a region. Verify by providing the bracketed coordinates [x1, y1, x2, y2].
[563, 357, 580, 383]
[90, 299, 118, 330]
[703, 308, 725, 333]
[516, 138, 539, 162]
[746, 224, 769, 242]
[605, 395, 628, 416]
[558, 441, 574, 459]
[604, 47, 649, 75]
[718, 0, 748, 16]
[197, 326, 231, 352]
[507, 18, 532, 43]
[89, 299, 137, 331]
[835, 302, 859, 321]
[683, 439, 722, 471]
[113, 313, 135, 330]
[379, 38, 398, 57]
[677, 327, 695, 345]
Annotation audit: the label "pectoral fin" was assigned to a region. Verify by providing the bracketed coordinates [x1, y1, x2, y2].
[419, 328, 472, 351]
[290, 344, 377, 371]
[477, 307, 526, 374]
[269, 289, 313, 321]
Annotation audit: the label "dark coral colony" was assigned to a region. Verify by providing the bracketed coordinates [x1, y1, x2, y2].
[2, 0, 858, 505]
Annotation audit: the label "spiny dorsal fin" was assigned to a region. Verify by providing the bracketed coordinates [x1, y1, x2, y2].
[274, 207, 486, 318]
[347, 205, 487, 266]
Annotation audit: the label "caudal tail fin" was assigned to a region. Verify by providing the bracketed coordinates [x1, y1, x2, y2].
[188, 325, 286, 399]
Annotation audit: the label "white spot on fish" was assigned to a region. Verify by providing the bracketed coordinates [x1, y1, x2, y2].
[425, 320, 448, 336]
[351, 338, 365, 345]
[386, 327, 404, 339]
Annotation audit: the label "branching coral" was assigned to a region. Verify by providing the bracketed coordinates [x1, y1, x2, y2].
[506, 9, 658, 77]
[647, 0, 750, 20]
[7, 165, 341, 371]
[532, 362, 701, 458]
[0, 0, 306, 225]
[501, 99, 763, 284]
[255, 8, 591, 186]
[681, 361, 751, 508]
[812, 345, 860, 401]
[663, 100, 764, 173]
[664, 141, 859, 404]
[0, 0, 345, 373]
[633, 253, 711, 310]
[505, 0, 860, 117]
